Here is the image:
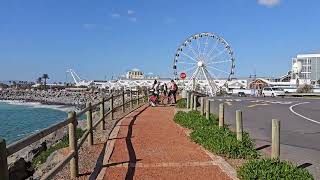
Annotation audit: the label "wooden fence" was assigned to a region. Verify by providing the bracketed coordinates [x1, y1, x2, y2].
[0, 90, 148, 180]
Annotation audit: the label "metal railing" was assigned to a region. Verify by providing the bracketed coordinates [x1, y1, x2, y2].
[0, 90, 148, 180]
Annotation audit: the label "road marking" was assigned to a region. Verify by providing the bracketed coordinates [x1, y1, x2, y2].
[289, 102, 320, 125]
[247, 103, 269, 108]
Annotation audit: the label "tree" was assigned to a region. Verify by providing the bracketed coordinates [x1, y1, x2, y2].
[36, 77, 42, 89]
[36, 77, 42, 84]
[297, 84, 313, 93]
[42, 74, 49, 90]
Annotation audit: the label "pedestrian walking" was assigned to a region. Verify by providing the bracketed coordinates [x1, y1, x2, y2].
[168, 80, 178, 104]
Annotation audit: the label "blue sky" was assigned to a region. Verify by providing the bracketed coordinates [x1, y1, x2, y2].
[1, 0, 320, 82]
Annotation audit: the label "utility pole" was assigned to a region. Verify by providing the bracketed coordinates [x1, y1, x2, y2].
[249, 69, 257, 96]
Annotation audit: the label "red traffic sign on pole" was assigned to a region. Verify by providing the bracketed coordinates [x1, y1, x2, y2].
[180, 72, 186, 79]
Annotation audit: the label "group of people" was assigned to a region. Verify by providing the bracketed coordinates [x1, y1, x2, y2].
[149, 79, 178, 107]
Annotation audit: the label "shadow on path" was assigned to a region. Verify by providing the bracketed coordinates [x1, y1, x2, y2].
[125, 106, 148, 180]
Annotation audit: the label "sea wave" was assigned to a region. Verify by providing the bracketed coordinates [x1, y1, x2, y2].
[0, 100, 75, 112]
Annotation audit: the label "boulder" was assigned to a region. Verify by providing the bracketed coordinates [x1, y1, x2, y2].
[9, 158, 34, 180]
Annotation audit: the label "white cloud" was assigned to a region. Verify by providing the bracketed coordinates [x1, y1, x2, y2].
[129, 17, 137, 22]
[128, 10, 135, 15]
[82, 23, 97, 29]
[111, 13, 120, 18]
[258, 0, 281, 7]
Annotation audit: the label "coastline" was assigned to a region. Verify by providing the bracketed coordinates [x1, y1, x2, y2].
[0, 100, 76, 113]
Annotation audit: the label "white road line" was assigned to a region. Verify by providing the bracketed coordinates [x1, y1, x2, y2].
[289, 102, 320, 125]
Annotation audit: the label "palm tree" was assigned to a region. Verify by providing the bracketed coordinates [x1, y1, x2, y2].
[42, 74, 49, 90]
[36, 77, 42, 89]
[36, 77, 42, 84]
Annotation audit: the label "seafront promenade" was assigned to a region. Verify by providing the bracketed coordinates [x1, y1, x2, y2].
[51, 105, 236, 179]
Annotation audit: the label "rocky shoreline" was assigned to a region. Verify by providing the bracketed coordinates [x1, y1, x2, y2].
[0, 89, 109, 109]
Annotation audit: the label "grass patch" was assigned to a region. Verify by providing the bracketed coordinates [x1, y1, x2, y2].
[176, 98, 187, 108]
[238, 158, 314, 180]
[32, 128, 85, 167]
[174, 111, 258, 159]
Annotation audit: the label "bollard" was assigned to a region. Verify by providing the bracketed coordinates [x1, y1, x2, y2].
[0, 138, 9, 180]
[219, 103, 224, 128]
[110, 94, 114, 120]
[122, 91, 125, 113]
[130, 90, 133, 109]
[205, 98, 210, 120]
[186, 92, 190, 109]
[200, 97, 205, 116]
[68, 111, 79, 178]
[190, 93, 194, 110]
[86, 102, 93, 146]
[193, 95, 197, 110]
[272, 119, 280, 159]
[236, 110, 243, 141]
[100, 97, 105, 130]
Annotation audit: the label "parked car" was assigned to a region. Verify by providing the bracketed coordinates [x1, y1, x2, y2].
[262, 87, 285, 97]
[238, 92, 246, 97]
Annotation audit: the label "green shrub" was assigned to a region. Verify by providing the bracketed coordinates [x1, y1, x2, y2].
[32, 128, 85, 167]
[174, 111, 258, 159]
[191, 126, 258, 159]
[238, 159, 314, 180]
[174, 111, 217, 130]
[176, 98, 187, 108]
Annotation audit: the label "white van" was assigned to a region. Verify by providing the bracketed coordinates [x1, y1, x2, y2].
[262, 87, 285, 97]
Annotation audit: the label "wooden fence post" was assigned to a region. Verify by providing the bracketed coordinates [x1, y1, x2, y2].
[205, 98, 210, 120]
[219, 103, 224, 128]
[186, 91, 190, 109]
[190, 93, 194, 110]
[122, 91, 125, 113]
[110, 94, 114, 120]
[200, 97, 205, 116]
[130, 90, 133, 109]
[137, 90, 140, 106]
[193, 95, 197, 110]
[100, 97, 105, 130]
[86, 102, 93, 146]
[68, 111, 78, 178]
[142, 89, 146, 103]
[236, 110, 243, 141]
[272, 119, 280, 159]
[0, 138, 9, 180]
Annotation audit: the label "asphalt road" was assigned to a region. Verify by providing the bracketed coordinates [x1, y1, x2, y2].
[209, 96, 320, 178]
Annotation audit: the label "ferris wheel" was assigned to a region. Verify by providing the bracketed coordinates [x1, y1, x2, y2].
[173, 32, 235, 96]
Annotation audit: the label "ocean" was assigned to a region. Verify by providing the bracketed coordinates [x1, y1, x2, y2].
[0, 101, 72, 145]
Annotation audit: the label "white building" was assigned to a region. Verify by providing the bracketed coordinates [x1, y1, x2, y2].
[126, 69, 144, 79]
[292, 53, 320, 85]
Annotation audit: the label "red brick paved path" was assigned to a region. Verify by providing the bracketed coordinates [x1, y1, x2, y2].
[102, 106, 232, 180]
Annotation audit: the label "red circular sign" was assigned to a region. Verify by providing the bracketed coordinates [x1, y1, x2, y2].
[180, 72, 186, 79]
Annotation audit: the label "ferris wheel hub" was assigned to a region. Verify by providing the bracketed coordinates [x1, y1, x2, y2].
[197, 61, 204, 67]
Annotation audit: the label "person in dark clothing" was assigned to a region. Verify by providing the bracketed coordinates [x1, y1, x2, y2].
[167, 80, 178, 104]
